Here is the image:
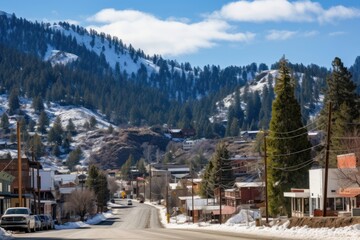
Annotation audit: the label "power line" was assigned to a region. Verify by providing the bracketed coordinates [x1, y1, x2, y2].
[267, 142, 324, 157]
[266, 123, 323, 140]
[268, 119, 322, 135]
[270, 158, 316, 171]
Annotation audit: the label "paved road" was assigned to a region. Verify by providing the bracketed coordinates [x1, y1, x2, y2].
[12, 199, 279, 240]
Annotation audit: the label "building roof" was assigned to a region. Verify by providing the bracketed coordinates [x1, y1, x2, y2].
[235, 182, 264, 188]
[185, 198, 216, 210]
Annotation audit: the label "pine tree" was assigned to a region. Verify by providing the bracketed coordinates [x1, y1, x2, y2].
[209, 142, 234, 194]
[8, 88, 20, 115]
[199, 142, 234, 199]
[267, 59, 311, 216]
[319, 57, 359, 167]
[37, 111, 49, 134]
[1, 113, 10, 134]
[66, 119, 76, 135]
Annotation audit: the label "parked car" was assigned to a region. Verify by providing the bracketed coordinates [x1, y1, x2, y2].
[34, 215, 43, 231]
[127, 199, 133, 205]
[38, 214, 54, 230]
[0, 207, 36, 232]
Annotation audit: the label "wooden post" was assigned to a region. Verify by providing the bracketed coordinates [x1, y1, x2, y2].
[17, 121, 22, 207]
[191, 163, 195, 224]
[264, 131, 269, 224]
[219, 156, 222, 225]
[323, 102, 332, 217]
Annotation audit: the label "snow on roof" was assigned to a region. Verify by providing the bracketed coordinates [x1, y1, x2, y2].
[235, 182, 264, 188]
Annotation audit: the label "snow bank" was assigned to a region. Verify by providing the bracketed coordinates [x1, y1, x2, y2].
[154, 205, 360, 240]
[55, 211, 114, 230]
[0, 227, 12, 239]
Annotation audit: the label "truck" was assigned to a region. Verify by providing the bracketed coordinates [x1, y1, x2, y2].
[0, 207, 36, 232]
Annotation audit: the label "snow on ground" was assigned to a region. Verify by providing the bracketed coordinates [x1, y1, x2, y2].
[55, 211, 114, 230]
[0, 227, 12, 240]
[151, 203, 360, 240]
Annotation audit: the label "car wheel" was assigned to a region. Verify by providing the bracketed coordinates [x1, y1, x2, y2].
[25, 223, 31, 233]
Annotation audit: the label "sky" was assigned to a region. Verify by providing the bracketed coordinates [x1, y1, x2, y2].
[1, 0, 360, 69]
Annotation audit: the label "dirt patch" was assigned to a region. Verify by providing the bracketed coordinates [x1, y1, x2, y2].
[288, 217, 360, 228]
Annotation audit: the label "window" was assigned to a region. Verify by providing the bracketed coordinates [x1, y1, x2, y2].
[335, 198, 345, 211]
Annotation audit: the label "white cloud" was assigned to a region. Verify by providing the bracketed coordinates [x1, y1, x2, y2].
[328, 31, 346, 36]
[213, 0, 360, 23]
[303, 30, 318, 37]
[266, 30, 297, 40]
[86, 8, 255, 56]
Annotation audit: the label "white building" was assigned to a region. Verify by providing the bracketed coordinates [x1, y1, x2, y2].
[284, 168, 360, 217]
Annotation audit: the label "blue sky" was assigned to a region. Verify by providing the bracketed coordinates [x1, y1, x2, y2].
[2, 0, 360, 69]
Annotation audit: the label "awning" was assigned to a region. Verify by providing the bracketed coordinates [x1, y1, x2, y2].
[338, 193, 360, 198]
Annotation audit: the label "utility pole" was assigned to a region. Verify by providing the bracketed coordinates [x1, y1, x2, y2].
[17, 121, 23, 207]
[264, 131, 269, 224]
[323, 102, 332, 217]
[149, 164, 152, 202]
[166, 172, 170, 223]
[31, 148, 36, 214]
[219, 156, 222, 225]
[191, 162, 195, 224]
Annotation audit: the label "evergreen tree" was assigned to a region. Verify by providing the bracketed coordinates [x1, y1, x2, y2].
[8, 88, 20, 115]
[200, 142, 234, 198]
[136, 158, 147, 175]
[1, 113, 10, 134]
[66, 119, 76, 135]
[48, 116, 64, 145]
[319, 57, 359, 167]
[267, 59, 311, 216]
[107, 124, 114, 134]
[86, 165, 110, 212]
[89, 116, 97, 129]
[29, 133, 44, 159]
[37, 111, 49, 134]
[209, 142, 234, 193]
[32, 95, 44, 113]
[66, 147, 83, 171]
[199, 160, 214, 198]
[120, 155, 133, 180]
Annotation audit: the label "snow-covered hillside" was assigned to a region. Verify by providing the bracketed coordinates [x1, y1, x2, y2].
[48, 23, 159, 75]
[0, 94, 114, 170]
[211, 69, 323, 123]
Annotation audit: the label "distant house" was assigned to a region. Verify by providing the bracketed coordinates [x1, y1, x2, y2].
[182, 139, 204, 150]
[229, 155, 261, 177]
[168, 128, 196, 140]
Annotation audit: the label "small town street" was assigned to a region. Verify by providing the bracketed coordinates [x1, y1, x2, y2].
[11, 199, 275, 240]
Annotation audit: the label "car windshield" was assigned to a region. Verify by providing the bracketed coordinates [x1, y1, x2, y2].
[6, 208, 29, 214]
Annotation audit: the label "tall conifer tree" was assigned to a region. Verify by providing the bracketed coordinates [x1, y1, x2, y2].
[319, 57, 359, 167]
[267, 59, 311, 216]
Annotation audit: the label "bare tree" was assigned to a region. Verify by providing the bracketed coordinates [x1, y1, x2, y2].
[108, 177, 120, 197]
[336, 129, 360, 187]
[64, 189, 96, 221]
[146, 176, 166, 202]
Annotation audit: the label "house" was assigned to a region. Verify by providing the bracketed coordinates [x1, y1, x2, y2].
[185, 198, 217, 223]
[229, 155, 261, 177]
[0, 150, 40, 211]
[38, 168, 57, 219]
[182, 139, 204, 150]
[284, 153, 360, 217]
[0, 171, 15, 214]
[225, 182, 264, 208]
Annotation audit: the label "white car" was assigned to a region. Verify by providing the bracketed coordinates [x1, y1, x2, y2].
[0, 207, 36, 232]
